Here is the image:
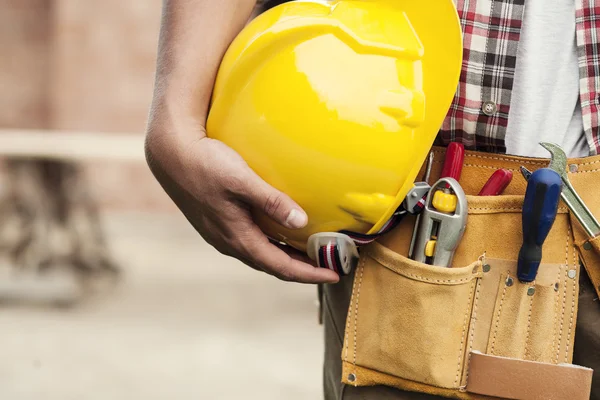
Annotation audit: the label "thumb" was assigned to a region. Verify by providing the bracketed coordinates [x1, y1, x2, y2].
[239, 173, 308, 229]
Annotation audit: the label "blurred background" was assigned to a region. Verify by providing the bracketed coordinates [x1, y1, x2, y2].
[0, 1, 323, 399]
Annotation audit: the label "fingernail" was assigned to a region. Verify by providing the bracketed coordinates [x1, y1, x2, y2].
[285, 209, 307, 229]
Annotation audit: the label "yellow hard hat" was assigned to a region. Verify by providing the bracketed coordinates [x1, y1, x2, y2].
[207, 0, 463, 253]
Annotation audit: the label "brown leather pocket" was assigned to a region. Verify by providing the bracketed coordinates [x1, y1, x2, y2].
[342, 242, 482, 390]
[575, 234, 600, 295]
[342, 193, 584, 398]
[486, 269, 559, 363]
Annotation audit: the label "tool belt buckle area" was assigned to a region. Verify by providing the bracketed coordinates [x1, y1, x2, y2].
[338, 145, 597, 400]
[403, 182, 430, 211]
[412, 177, 467, 267]
[307, 232, 359, 276]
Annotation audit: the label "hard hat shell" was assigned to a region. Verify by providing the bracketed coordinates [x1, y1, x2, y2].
[207, 0, 463, 251]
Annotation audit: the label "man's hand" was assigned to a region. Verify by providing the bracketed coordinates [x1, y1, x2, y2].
[146, 0, 338, 284]
[145, 118, 339, 284]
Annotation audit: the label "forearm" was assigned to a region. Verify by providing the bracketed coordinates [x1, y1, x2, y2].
[144, 0, 337, 285]
[151, 0, 257, 129]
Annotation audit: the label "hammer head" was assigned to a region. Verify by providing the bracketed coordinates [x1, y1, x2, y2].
[540, 142, 568, 176]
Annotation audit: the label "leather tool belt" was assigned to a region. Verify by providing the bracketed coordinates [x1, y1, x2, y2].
[340, 146, 599, 399]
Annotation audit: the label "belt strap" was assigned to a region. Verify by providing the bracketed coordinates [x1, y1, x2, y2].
[317, 193, 427, 275]
[466, 352, 593, 400]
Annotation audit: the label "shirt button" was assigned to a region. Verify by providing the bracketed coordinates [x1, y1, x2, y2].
[482, 101, 497, 116]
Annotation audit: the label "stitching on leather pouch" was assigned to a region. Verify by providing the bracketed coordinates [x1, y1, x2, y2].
[455, 279, 476, 386]
[432, 147, 543, 166]
[566, 235, 577, 362]
[395, 271, 474, 284]
[489, 276, 509, 355]
[466, 154, 546, 165]
[468, 206, 569, 213]
[465, 162, 600, 174]
[572, 167, 600, 173]
[463, 278, 481, 389]
[433, 148, 600, 170]
[344, 257, 361, 364]
[523, 292, 534, 359]
[464, 164, 520, 172]
[552, 269, 559, 363]
[557, 231, 569, 363]
[372, 254, 477, 284]
[353, 259, 365, 367]
[469, 207, 522, 211]
[574, 159, 600, 167]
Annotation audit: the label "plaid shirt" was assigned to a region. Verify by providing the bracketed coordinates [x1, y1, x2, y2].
[437, 0, 600, 155]
[256, 0, 600, 154]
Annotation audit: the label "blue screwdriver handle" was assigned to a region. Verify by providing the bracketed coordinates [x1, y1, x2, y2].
[517, 168, 563, 282]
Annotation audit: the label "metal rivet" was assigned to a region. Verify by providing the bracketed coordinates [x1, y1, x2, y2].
[569, 164, 579, 173]
[554, 282, 560, 292]
[348, 373, 356, 382]
[527, 287, 536, 296]
[568, 270, 577, 279]
[506, 276, 514, 287]
[482, 101, 497, 116]
[483, 264, 491, 273]
[584, 241, 593, 251]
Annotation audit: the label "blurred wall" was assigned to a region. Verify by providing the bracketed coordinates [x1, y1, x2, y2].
[50, 0, 161, 131]
[50, 0, 172, 211]
[0, 1, 51, 129]
[0, 0, 175, 211]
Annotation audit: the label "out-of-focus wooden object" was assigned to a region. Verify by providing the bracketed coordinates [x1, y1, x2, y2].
[0, 1, 127, 303]
[0, 129, 144, 162]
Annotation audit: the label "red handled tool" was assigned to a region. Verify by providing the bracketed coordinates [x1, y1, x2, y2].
[441, 142, 465, 181]
[410, 142, 467, 263]
[478, 169, 513, 196]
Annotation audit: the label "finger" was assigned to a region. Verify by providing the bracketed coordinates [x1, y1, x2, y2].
[237, 256, 263, 272]
[206, 215, 325, 280]
[270, 240, 318, 267]
[241, 230, 339, 284]
[234, 170, 308, 230]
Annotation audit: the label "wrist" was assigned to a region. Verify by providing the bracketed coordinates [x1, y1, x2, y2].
[148, 88, 208, 135]
[151, 83, 207, 120]
[144, 102, 208, 184]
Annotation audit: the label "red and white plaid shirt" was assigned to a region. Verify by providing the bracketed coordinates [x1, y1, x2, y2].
[437, 0, 600, 155]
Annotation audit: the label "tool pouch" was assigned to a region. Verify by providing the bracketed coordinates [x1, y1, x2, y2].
[568, 165, 600, 302]
[340, 148, 595, 400]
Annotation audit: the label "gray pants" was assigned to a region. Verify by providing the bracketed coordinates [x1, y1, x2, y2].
[322, 267, 600, 400]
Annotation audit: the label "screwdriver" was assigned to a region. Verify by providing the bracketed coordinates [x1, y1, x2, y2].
[433, 142, 465, 212]
[517, 168, 563, 282]
[419, 142, 465, 262]
[441, 142, 465, 183]
[478, 169, 513, 196]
